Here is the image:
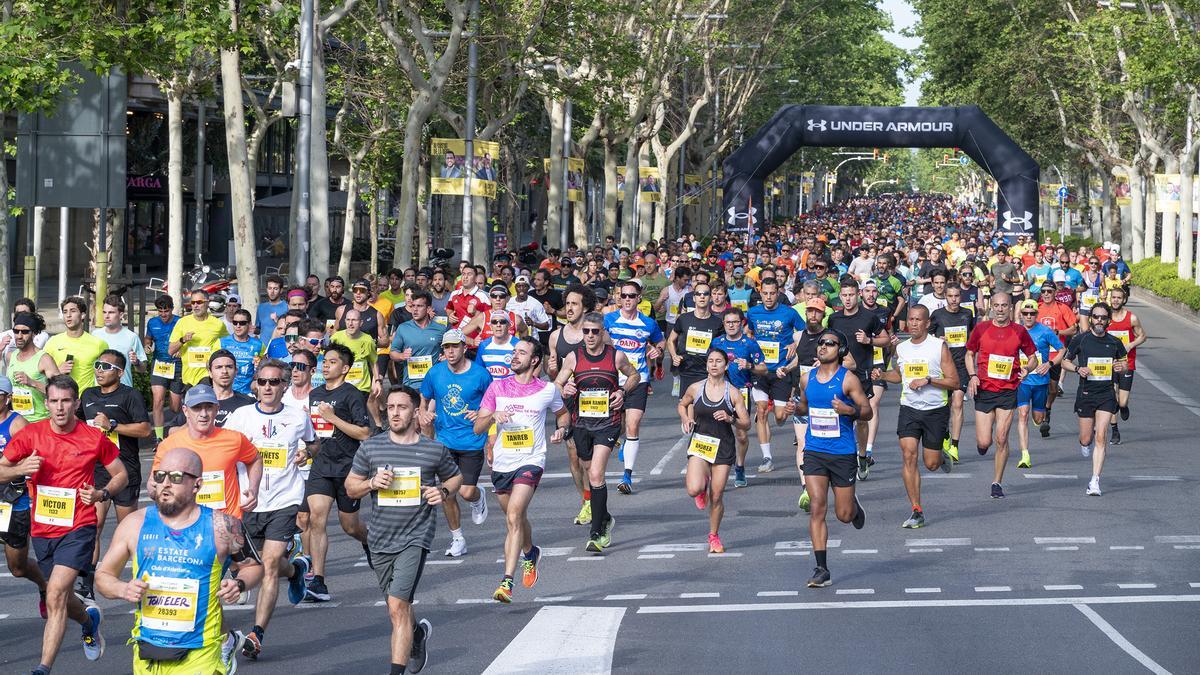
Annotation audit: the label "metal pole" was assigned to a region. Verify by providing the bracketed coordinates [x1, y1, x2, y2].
[461, 0, 478, 263]
[194, 102, 206, 266]
[294, 0, 314, 284]
[560, 98, 572, 252]
[58, 208, 68, 302]
[676, 68, 687, 239]
[95, 208, 109, 327]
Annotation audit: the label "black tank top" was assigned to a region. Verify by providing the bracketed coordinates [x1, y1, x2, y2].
[572, 345, 620, 430]
[554, 325, 583, 372]
[693, 380, 736, 453]
[336, 304, 381, 339]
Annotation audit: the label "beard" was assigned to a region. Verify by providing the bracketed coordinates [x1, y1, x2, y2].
[157, 493, 187, 517]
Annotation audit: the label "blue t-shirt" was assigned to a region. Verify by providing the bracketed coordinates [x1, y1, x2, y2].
[390, 320, 448, 387]
[711, 334, 764, 390]
[219, 335, 263, 394]
[147, 315, 180, 362]
[1059, 266, 1084, 290]
[803, 367, 857, 455]
[604, 311, 663, 385]
[1022, 322, 1063, 387]
[746, 303, 803, 372]
[0, 411, 29, 510]
[256, 300, 288, 338]
[419, 361, 493, 452]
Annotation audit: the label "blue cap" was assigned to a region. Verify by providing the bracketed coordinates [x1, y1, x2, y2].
[0, 376, 12, 394]
[183, 384, 218, 407]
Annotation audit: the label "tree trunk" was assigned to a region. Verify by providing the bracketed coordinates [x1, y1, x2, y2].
[1144, 169, 1158, 262]
[369, 186, 382, 276]
[1179, 157, 1195, 280]
[309, 25, 331, 280]
[620, 140, 640, 249]
[167, 89, 186, 308]
[395, 95, 432, 269]
[1160, 158, 1179, 264]
[336, 151, 366, 280]
[417, 158, 429, 266]
[220, 34, 260, 317]
[546, 98, 565, 251]
[603, 137, 619, 240]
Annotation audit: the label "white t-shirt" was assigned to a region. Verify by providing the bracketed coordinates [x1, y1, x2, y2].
[225, 402, 316, 511]
[918, 294, 948, 314]
[480, 377, 564, 473]
[506, 297, 550, 330]
[281, 388, 314, 478]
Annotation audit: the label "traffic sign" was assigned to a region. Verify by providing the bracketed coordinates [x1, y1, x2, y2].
[1057, 185, 1069, 198]
[959, 156, 969, 166]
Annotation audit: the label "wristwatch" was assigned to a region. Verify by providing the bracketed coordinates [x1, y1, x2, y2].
[440, 487, 450, 498]
[100, 488, 111, 503]
[108, 418, 119, 433]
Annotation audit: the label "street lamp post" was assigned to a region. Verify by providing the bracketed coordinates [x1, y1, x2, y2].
[866, 179, 897, 196]
[461, 0, 479, 263]
[294, 0, 314, 284]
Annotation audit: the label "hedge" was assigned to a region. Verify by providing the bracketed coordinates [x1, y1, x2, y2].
[1131, 258, 1200, 312]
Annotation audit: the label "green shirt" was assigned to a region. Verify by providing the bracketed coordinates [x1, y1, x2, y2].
[6, 349, 49, 422]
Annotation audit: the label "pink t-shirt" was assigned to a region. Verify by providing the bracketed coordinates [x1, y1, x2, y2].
[480, 377, 564, 472]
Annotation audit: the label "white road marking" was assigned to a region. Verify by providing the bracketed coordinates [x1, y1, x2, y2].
[650, 437, 689, 475]
[924, 473, 972, 479]
[905, 587, 942, 594]
[1116, 583, 1157, 590]
[604, 594, 646, 601]
[456, 599, 499, 604]
[975, 586, 1012, 593]
[222, 605, 256, 611]
[1034, 537, 1095, 544]
[775, 552, 807, 556]
[835, 588, 875, 595]
[637, 554, 675, 560]
[295, 602, 342, 608]
[0, 614, 8, 620]
[639, 543, 706, 553]
[1074, 604, 1171, 675]
[1155, 535, 1200, 544]
[1024, 473, 1078, 479]
[908, 548, 943, 553]
[1045, 585, 1084, 591]
[541, 547, 575, 557]
[1109, 546, 1144, 551]
[535, 596, 574, 603]
[974, 547, 1011, 552]
[637, 594, 1200, 615]
[1190, 583, 1200, 588]
[353, 562, 370, 567]
[758, 591, 799, 597]
[567, 557, 605, 562]
[426, 560, 464, 565]
[1174, 545, 1200, 550]
[1129, 476, 1183, 481]
[905, 538, 970, 547]
[0, 573, 11, 578]
[483, 606, 625, 675]
[1045, 546, 1080, 551]
[708, 552, 743, 558]
[680, 592, 720, 599]
[776, 539, 842, 549]
[841, 549, 878, 554]
[1137, 364, 1200, 420]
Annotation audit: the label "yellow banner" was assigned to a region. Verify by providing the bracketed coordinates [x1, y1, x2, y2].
[1112, 173, 1131, 206]
[431, 138, 500, 198]
[1155, 174, 1181, 213]
[802, 171, 815, 194]
[543, 158, 585, 202]
[683, 174, 702, 204]
[1088, 177, 1104, 207]
[639, 166, 662, 203]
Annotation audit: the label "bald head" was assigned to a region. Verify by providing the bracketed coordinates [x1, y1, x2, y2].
[160, 447, 203, 477]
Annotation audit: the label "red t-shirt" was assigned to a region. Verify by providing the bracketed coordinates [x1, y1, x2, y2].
[965, 321, 1037, 392]
[4, 420, 119, 538]
[447, 289, 488, 325]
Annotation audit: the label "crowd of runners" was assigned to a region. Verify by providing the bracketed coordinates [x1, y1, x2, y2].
[0, 194, 1149, 673]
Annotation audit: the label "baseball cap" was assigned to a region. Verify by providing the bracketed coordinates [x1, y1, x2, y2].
[0, 376, 12, 395]
[804, 297, 827, 312]
[861, 278, 878, 289]
[1052, 269, 1067, 283]
[1019, 299, 1039, 312]
[352, 278, 371, 290]
[515, 275, 530, 285]
[225, 293, 242, 305]
[441, 329, 466, 345]
[184, 384, 219, 407]
[733, 266, 746, 275]
[489, 310, 510, 323]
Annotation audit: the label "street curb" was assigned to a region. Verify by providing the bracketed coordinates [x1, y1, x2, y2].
[1131, 286, 1200, 327]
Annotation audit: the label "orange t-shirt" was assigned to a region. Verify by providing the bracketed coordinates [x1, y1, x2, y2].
[153, 428, 259, 519]
[1036, 300, 1077, 334]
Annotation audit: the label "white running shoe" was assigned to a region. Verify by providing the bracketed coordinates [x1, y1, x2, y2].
[1080, 444, 1092, 458]
[758, 457, 775, 473]
[470, 494, 489, 525]
[445, 537, 468, 557]
[1086, 477, 1101, 496]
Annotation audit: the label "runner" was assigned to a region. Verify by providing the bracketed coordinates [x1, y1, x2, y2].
[419, 329, 492, 557]
[282, 348, 317, 556]
[1035, 283, 1078, 435]
[859, 279, 894, 468]
[0, 375, 45, 619]
[346, 386, 462, 675]
[677, 348, 752, 552]
[6, 312, 60, 423]
[1014, 300, 1064, 468]
[169, 290, 230, 388]
[91, 295, 147, 388]
[1104, 287, 1146, 445]
[0, 375, 126, 673]
[389, 290, 448, 389]
[547, 284, 594, 519]
[145, 297, 183, 441]
[604, 281, 665, 495]
[94, 447, 247, 675]
[553, 312, 641, 553]
[929, 285, 975, 460]
[793, 330, 870, 588]
[206, 350, 255, 427]
[872, 305, 957, 528]
[473, 338, 568, 603]
[667, 281, 724, 396]
[218, 308, 264, 396]
[1062, 304, 1128, 496]
[654, 265, 692, 390]
[331, 308, 382, 398]
[788, 300, 828, 508]
[711, 308, 766, 489]
[746, 278, 804, 474]
[223, 359, 316, 661]
[964, 292, 1037, 498]
[44, 296, 108, 392]
[827, 278, 890, 480]
[475, 311, 519, 379]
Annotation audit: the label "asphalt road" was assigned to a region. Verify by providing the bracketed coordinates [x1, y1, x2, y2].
[2, 295, 1199, 674]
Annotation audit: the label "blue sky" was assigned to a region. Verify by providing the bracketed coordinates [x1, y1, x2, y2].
[880, 0, 921, 105]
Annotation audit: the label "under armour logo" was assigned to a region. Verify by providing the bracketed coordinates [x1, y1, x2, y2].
[807, 119, 827, 132]
[1002, 210, 1034, 231]
[726, 206, 757, 226]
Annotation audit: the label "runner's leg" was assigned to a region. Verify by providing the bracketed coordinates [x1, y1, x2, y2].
[708, 464, 730, 536]
[40, 565, 91, 668]
[991, 408, 1015, 484]
[386, 596, 415, 670]
[1093, 410, 1113, 478]
[899, 437, 921, 509]
[498, 485, 536, 578]
[306, 494, 334, 577]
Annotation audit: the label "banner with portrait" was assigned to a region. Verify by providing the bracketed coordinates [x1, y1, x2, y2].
[638, 166, 662, 203]
[1155, 174, 1182, 213]
[683, 174, 702, 204]
[801, 171, 815, 194]
[542, 157, 585, 202]
[1088, 177, 1104, 207]
[430, 138, 499, 199]
[1112, 172, 1131, 206]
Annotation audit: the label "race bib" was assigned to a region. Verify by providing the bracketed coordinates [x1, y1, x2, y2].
[986, 354, 1014, 380]
[872, 346, 885, 366]
[578, 389, 610, 418]
[1081, 292, 1099, 310]
[325, 319, 336, 333]
[687, 432, 721, 463]
[685, 328, 712, 355]
[962, 301, 975, 316]
[347, 359, 367, 386]
[433, 316, 449, 326]
[196, 471, 226, 509]
[1108, 329, 1130, 346]
[760, 340, 781, 364]
[944, 325, 967, 348]
[733, 300, 749, 312]
[377, 468, 422, 507]
[152, 360, 176, 379]
[140, 577, 199, 633]
[257, 440, 288, 470]
[310, 411, 335, 438]
[903, 360, 929, 380]
[501, 427, 535, 454]
[185, 346, 211, 369]
[407, 355, 433, 380]
[1087, 357, 1113, 381]
[11, 386, 33, 414]
[1034, 275, 1047, 287]
[809, 407, 840, 438]
[0, 501, 11, 533]
[34, 485, 75, 527]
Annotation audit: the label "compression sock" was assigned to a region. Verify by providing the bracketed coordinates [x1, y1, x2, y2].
[814, 550, 828, 569]
[590, 483, 609, 539]
[391, 664, 406, 675]
[622, 437, 640, 471]
[252, 625, 265, 640]
[760, 442, 773, 460]
[865, 443, 874, 457]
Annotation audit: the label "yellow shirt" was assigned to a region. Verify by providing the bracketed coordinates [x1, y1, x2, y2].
[43, 331, 108, 390]
[169, 315, 229, 385]
[331, 330, 378, 392]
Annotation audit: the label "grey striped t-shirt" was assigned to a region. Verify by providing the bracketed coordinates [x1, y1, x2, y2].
[351, 434, 459, 553]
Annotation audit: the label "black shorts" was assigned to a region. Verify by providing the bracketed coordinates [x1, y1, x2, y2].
[1049, 363, 1063, 384]
[491, 465, 543, 495]
[242, 506, 301, 545]
[1116, 371, 1134, 392]
[305, 475, 362, 513]
[1075, 395, 1119, 418]
[954, 362, 970, 393]
[571, 426, 621, 462]
[679, 373, 706, 398]
[0, 506, 31, 549]
[754, 371, 793, 403]
[448, 449, 484, 486]
[149, 360, 185, 395]
[95, 464, 141, 508]
[32, 525, 96, 579]
[974, 388, 1017, 413]
[897, 406, 950, 452]
[624, 382, 650, 412]
[802, 451, 857, 488]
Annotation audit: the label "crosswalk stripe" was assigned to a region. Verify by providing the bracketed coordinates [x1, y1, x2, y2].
[482, 606, 625, 674]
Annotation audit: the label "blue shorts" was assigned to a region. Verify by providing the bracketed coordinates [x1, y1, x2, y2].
[1017, 382, 1048, 413]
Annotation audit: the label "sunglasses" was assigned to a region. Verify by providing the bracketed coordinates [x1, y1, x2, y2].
[284, 335, 300, 343]
[1020, 311, 1038, 316]
[491, 320, 509, 325]
[302, 337, 323, 346]
[257, 377, 285, 386]
[490, 293, 508, 299]
[191, 300, 207, 305]
[1091, 314, 1111, 321]
[12, 329, 31, 335]
[152, 470, 198, 484]
[620, 293, 640, 299]
[581, 327, 602, 335]
[94, 361, 122, 372]
[817, 339, 841, 348]
[290, 362, 311, 372]
[232, 320, 249, 326]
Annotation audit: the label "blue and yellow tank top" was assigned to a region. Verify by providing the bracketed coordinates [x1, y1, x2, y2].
[804, 367, 858, 455]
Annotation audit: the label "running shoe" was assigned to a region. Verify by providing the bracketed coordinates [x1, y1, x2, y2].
[990, 482, 1005, 499]
[946, 442, 959, 464]
[940, 449, 953, 473]
[708, 532, 725, 554]
[694, 490, 707, 511]
[901, 509, 925, 529]
[856, 455, 869, 481]
[305, 577, 331, 602]
[616, 440, 625, 462]
[221, 630, 245, 674]
[1120, 403, 1130, 421]
[1086, 477, 1102, 496]
[75, 576, 95, 603]
[445, 537, 468, 558]
[241, 630, 262, 661]
[617, 475, 633, 495]
[1039, 419, 1050, 437]
[82, 605, 104, 661]
[599, 515, 615, 548]
[866, 453, 875, 467]
[471, 494, 489, 525]
[798, 489, 811, 513]
[409, 618, 432, 674]
[574, 501, 592, 525]
[1017, 450, 1032, 469]
[288, 554, 311, 605]
[672, 376, 680, 397]
[585, 536, 604, 553]
[362, 542, 375, 570]
[851, 494, 866, 529]
[1081, 443, 1092, 458]
[733, 465, 747, 488]
[493, 578, 514, 603]
[758, 457, 775, 473]
[521, 546, 541, 588]
[1110, 424, 1122, 445]
[288, 532, 304, 560]
[806, 566, 831, 588]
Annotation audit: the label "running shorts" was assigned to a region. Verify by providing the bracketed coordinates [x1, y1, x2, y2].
[802, 451, 857, 488]
[624, 382, 650, 412]
[134, 638, 225, 675]
[1017, 382, 1049, 413]
[374, 545, 428, 603]
[0, 506, 31, 549]
[305, 475, 362, 513]
[974, 388, 1017, 413]
[1116, 371, 1134, 392]
[896, 405, 950, 452]
[242, 506, 301, 545]
[448, 449, 485, 487]
[1074, 395, 1118, 418]
[32, 525, 96, 579]
[571, 426, 621, 462]
[491, 465, 544, 495]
